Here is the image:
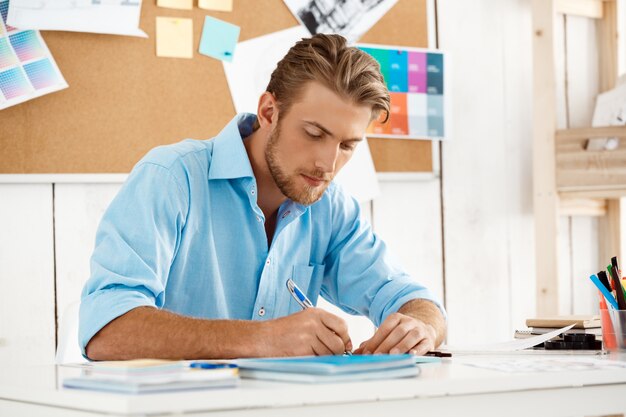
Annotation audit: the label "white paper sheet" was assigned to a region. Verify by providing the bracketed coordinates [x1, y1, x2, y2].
[586, 79, 626, 150]
[441, 325, 576, 353]
[223, 26, 309, 115]
[283, 0, 398, 43]
[333, 139, 380, 203]
[462, 357, 626, 373]
[7, 0, 146, 37]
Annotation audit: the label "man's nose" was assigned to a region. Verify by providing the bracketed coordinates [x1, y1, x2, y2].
[314, 143, 339, 174]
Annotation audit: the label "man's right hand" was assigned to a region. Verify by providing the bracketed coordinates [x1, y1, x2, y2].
[259, 308, 352, 356]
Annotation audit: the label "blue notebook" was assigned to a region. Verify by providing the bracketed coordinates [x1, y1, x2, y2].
[238, 354, 417, 375]
[237, 354, 423, 383]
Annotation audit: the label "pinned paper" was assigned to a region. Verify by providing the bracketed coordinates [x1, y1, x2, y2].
[0, 8, 67, 110]
[358, 44, 448, 140]
[199, 0, 233, 12]
[157, 0, 192, 11]
[156, 17, 193, 59]
[7, 0, 146, 38]
[283, 0, 397, 43]
[223, 26, 309, 114]
[199, 15, 239, 62]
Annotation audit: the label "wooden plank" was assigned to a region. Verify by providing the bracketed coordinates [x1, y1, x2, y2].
[560, 187, 626, 198]
[439, 0, 538, 343]
[0, 184, 55, 365]
[570, 216, 600, 314]
[598, 0, 618, 92]
[556, 126, 626, 141]
[533, 0, 561, 316]
[556, 142, 626, 189]
[565, 15, 600, 128]
[556, 0, 604, 18]
[559, 198, 607, 216]
[557, 216, 573, 314]
[53, 184, 121, 342]
[599, 199, 622, 280]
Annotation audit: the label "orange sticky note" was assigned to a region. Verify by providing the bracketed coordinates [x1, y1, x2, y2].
[156, 17, 193, 59]
[198, 0, 233, 12]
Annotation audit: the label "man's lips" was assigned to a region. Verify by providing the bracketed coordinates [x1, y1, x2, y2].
[301, 174, 327, 187]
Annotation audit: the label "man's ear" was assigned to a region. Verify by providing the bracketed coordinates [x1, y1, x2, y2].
[257, 92, 279, 129]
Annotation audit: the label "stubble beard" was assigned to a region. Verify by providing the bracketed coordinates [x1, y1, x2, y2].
[264, 125, 332, 206]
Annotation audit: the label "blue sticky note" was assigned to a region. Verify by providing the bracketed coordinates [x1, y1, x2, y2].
[199, 15, 240, 62]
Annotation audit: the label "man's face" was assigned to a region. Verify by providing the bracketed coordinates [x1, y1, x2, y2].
[264, 81, 372, 206]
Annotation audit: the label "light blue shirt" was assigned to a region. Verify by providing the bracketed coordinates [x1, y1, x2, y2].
[79, 113, 445, 356]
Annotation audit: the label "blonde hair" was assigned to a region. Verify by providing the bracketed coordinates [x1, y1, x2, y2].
[257, 34, 390, 128]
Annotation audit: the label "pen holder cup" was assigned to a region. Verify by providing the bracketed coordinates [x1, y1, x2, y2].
[600, 309, 626, 351]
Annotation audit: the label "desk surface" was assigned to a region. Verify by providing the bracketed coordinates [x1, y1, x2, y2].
[1, 353, 626, 417]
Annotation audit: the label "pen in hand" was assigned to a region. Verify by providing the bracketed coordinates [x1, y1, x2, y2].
[286, 278, 352, 355]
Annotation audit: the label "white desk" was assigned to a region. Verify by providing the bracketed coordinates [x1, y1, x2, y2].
[1, 353, 625, 417]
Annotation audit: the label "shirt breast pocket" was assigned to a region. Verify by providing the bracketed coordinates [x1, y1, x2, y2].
[288, 263, 325, 313]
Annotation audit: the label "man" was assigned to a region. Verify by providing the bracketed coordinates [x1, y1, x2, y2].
[80, 34, 446, 360]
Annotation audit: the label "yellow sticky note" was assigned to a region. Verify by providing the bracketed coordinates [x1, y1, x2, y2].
[157, 0, 192, 10]
[198, 0, 233, 12]
[156, 17, 193, 59]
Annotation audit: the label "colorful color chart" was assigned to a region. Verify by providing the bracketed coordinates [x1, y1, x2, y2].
[357, 44, 446, 140]
[0, 0, 67, 110]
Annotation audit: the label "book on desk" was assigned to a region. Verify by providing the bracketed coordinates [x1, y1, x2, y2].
[63, 359, 239, 394]
[236, 354, 430, 383]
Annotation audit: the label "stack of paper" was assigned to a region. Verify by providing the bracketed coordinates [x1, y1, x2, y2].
[63, 359, 239, 394]
[237, 354, 420, 383]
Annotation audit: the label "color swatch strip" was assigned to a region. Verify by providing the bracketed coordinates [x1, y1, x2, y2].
[358, 44, 446, 140]
[0, 0, 67, 110]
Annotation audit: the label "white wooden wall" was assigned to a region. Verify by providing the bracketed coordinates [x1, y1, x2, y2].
[0, 0, 613, 364]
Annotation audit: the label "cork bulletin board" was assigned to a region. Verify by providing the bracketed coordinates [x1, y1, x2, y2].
[0, 0, 432, 173]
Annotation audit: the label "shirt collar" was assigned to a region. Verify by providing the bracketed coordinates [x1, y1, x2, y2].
[208, 113, 257, 180]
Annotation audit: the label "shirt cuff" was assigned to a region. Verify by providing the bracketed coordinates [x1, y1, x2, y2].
[369, 282, 447, 327]
[78, 287, 156, 359]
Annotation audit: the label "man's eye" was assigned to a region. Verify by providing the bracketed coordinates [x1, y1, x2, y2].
[306, 131, 322, 139]
[341, 143, 356, 151]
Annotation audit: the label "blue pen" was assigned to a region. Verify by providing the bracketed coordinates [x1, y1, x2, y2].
[286, 278, 314, 309]
[189, 362, 238, 370]
[590, 274, 619, 309]
[286, 278, 352, 355]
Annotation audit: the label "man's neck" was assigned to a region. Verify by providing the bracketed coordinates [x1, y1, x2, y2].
[243, 129, 287, 220]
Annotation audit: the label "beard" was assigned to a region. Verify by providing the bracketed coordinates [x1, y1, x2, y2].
[265, 125, 333, 206]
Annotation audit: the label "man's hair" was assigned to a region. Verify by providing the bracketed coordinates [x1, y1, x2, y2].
[256, 33, 390, 128]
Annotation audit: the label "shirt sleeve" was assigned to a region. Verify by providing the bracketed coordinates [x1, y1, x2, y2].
[320, 188, 446, 327]
[78, 161, 189, 358]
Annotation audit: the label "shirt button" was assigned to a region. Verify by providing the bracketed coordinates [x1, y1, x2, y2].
[251, 188, 256, 195]
[258, 307, 265, 317]
[256, 215, 262, 223]
[266, 258, 271, 266]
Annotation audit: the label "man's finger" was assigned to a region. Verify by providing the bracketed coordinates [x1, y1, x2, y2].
[373, 325, 411, 354]
[361, 314, 402, 353]
[388, 328, 426, 354]
[316, 328, 347, 355]
[318, 311, 352, 348]
[408, 337, 433, 356]
[311, 336, 334, 356]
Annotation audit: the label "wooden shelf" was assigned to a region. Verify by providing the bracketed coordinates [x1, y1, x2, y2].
[556, 126, 626, 195]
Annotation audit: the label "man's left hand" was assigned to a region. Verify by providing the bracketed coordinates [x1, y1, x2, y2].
[354, 313, 436, 355]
